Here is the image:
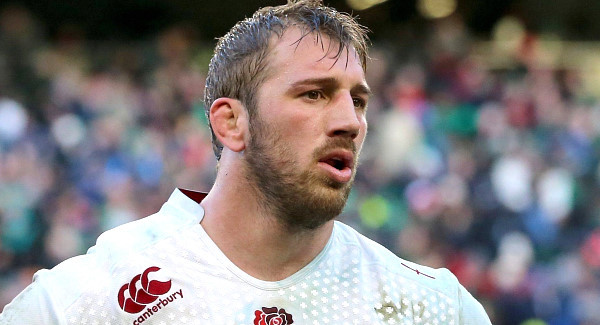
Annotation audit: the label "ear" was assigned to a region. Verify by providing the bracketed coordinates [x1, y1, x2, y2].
[209, 97, 248, 153]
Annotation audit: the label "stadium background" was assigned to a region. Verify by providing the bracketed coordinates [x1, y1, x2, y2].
[1, 0, 600, 324]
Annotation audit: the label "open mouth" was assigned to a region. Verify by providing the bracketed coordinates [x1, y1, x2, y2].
[320, 151, 353, 170]
[318, 151, 354, 183]
[323, 157, 347, 170]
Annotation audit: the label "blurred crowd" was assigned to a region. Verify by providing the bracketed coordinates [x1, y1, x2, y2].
[1, 4, 600, 325]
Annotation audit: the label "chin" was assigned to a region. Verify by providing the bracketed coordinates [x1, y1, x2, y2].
[277, 181, 352, 231]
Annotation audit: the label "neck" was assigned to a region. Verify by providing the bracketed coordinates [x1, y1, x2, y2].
[199, 161, 334, 281]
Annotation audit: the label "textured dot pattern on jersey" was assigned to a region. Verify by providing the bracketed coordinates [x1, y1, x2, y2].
[0, 189, 491, 325]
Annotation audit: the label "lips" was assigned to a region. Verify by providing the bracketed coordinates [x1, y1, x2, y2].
[318, 150, 354, 183]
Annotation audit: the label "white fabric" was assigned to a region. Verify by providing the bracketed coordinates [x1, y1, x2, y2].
[0, 189, 491, 324]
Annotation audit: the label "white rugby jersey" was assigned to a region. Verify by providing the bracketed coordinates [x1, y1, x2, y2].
[0, 189, 491, 325]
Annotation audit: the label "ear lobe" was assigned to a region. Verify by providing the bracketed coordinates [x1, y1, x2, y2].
[209, 98, 248, 153]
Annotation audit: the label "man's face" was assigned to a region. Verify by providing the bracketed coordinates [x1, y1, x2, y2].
[244, 27, 369, 231]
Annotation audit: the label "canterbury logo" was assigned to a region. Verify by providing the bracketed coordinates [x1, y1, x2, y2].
[118, 266, 172, 314]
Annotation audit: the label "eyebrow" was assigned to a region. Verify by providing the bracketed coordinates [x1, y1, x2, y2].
[289, 77, 372, 97]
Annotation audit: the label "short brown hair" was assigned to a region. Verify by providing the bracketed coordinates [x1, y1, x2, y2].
[204, 0, 370, 160]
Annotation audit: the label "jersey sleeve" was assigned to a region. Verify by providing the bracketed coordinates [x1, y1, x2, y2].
[458, 282, 492, 325]
[0, 254, 98, 325]
[0, 278, 64, 325]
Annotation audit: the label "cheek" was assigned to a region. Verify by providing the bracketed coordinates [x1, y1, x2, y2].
[273, 114, 319, 145]
[264, 121, 313, 161]
[361, 118, 368, 135]
[356, 120, 368, 146]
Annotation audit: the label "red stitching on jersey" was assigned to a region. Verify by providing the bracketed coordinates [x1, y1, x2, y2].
[401, 262, 436, 279]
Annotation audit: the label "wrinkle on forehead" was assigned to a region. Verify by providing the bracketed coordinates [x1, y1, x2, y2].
[261, 27, 366, 96]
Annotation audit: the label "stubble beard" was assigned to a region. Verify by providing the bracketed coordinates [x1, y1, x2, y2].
[244, 116, 357, 232]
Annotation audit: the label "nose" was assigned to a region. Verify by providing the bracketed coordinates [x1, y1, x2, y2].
[327, 92, 362, 139]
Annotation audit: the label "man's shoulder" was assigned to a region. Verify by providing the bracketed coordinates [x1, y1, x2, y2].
[1, 194, 200, 322]
[88, 189, 203, 264]
[332, 221, 461, 294]
[330, 222, 491, 324]
[90, 208, 185, 261]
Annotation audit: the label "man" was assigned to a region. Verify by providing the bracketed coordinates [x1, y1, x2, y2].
[1, 0, 491, 324]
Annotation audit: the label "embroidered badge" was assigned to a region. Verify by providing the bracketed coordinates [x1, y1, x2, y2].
[254, 306, 294, 325]
[118, 266, 174, 314]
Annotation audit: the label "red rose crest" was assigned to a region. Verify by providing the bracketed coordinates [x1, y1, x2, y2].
[253, 307, 294, 325]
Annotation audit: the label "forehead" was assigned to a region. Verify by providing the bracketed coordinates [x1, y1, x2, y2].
[264, 27, 365, 83]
